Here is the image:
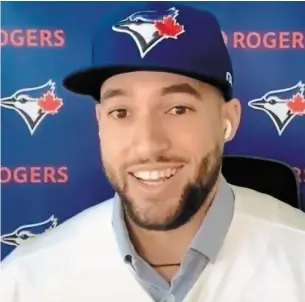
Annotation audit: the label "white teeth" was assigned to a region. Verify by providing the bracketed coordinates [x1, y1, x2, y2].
[169, 168, 177, 177]
[133, 168, 178, 181]
[140, 171, 150, 180]
[150, 171, 159, 180]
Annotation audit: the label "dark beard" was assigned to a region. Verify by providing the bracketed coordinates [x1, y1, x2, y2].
[103, 145, 222, 231]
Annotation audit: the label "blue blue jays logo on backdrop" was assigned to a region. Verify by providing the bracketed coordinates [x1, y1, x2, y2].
[248, 81, 305, 135]
[112, 7, 185, 58]
[1, 215, 58, 247]
[0, 80, 63, 135]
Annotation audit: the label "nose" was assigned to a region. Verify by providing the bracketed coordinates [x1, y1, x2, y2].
[131, 115, 171, 160]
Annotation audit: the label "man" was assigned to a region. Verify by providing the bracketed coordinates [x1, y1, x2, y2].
[1, 2, 305, 302]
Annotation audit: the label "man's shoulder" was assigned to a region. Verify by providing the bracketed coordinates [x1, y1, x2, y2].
[2, 197, 115, 268]
[230, 185, 305, 275]
[231, 185, 305, 232]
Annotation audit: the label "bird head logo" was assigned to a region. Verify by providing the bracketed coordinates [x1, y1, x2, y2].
[112, 7, 185, 58]
[0, 80, 63, 135]
[1, 215, 58, 246]
[248, 81, 305, 135]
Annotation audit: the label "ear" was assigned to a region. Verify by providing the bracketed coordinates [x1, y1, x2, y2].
[95, 104, 102, 122]
[224, 119, 232, 141]
[222, 98, 241, 142]
[95, 104, 103, 139]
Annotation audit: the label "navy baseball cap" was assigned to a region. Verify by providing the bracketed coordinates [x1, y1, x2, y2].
[63, 2, 234, 101]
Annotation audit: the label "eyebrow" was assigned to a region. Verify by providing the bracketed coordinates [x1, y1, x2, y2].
[100, 89, 126, 102]
[161, 83, 202, 100]
[100, 83, 202, 102]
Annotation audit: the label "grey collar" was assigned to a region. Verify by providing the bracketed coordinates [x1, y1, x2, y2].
[189, 175, 235, 262]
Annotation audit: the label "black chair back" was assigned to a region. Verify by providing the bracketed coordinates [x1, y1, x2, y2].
[222, 155, 301, 210]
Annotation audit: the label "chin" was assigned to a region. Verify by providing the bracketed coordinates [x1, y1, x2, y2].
[122, 192, 183, 228]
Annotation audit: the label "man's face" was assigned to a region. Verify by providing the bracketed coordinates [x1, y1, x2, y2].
[96, 71, 239, 230]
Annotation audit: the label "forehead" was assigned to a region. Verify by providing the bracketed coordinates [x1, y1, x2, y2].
[100, 71, 214, 94]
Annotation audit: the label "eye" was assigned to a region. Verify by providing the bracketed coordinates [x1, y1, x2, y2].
[108, 109, 129, 119]
[167, 106, 191, 115]
[16, 97, 28, 104]
[134, 19, 144, 24]
[267, 98, 277, 105]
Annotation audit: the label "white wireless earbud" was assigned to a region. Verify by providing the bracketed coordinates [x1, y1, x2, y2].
[224, 120, 232, 140]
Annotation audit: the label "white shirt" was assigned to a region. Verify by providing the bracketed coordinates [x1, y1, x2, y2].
[1, 185, 305, 302]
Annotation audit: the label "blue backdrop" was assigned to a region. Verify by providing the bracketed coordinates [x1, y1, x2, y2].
[1, 1, 305, 260]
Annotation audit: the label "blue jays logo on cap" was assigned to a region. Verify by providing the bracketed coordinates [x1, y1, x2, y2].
[112, 7, 185, 58]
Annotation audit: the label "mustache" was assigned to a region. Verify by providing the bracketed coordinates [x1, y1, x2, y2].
[123, 155, 187, 168]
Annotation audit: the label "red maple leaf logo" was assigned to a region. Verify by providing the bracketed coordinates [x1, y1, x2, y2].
[155, 16, 184, 38]
[287, 93, 305, 115]
[38, 91, 63, 114]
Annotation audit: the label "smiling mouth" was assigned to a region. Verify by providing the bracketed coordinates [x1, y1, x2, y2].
[129, 167, 182, 186]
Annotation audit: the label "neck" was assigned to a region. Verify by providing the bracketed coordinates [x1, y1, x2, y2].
[126, 178, 220, 267]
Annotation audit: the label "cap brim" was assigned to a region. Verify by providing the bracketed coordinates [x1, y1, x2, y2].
[63, 65, 231, 102]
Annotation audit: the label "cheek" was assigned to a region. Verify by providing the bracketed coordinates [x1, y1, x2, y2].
[169, 115, 219, 177]
[169, 116, 217, 152]
[99, 127, 130, 166]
